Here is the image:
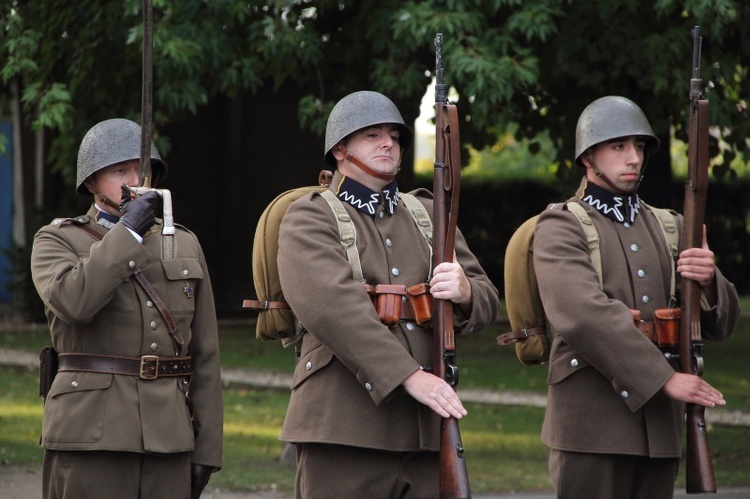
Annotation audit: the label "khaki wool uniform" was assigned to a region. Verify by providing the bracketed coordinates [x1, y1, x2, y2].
[533, 184, 740, 497]
[31, 205, 223, 497]
[277, 171, 499, 496]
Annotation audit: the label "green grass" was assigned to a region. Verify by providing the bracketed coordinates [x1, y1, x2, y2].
[1, 309, 749, 494]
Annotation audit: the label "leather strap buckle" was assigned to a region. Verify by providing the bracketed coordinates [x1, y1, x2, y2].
[139, 355, 160, 379]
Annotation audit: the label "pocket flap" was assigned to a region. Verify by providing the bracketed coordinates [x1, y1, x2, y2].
[162, 257, 204, 281]
[291, 344, 334, 389]
[49, 372, 113, 398]
[547, 348, 590, 385]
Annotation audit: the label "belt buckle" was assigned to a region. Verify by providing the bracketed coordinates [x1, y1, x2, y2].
[139, 355, 160, 379]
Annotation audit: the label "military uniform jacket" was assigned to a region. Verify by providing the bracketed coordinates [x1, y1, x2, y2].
[30, 205, 223, 468]
[277, 172, 499, 452]
[534, 186, 740, 458]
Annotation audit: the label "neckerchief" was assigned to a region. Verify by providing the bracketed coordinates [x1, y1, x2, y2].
[579, 179, 640, 224]
[94, 205, 120, 230]
[334, 176, 400, 216]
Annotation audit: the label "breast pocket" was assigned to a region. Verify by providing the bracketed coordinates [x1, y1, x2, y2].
[162, 258, 204, 315]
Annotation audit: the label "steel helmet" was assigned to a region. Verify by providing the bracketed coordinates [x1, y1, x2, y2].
[324, 91, 413, 167]
[574, 96, 660, 167]
[76, 118, 167, 194]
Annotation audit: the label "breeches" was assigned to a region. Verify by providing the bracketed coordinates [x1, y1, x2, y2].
[549, 449, 679, 499]
[295, 442, 439, 499]
[42, 449, 191, 499]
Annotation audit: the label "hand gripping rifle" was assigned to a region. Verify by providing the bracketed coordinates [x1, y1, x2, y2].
[433, 33, 471, 499]
[679, 25, 715, 494]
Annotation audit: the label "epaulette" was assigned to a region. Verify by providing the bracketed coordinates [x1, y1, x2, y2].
[51, 216, 91, 227]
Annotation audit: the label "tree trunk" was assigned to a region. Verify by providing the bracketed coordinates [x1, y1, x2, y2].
[10, 78, 25, 247]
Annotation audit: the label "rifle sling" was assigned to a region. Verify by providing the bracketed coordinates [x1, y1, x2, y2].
[74, 223, 185, 352]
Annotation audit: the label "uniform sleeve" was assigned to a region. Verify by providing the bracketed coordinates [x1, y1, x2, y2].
[31, 223, 150, 325]
[534, 208, 674, 412]
[185, 234, 223, 469]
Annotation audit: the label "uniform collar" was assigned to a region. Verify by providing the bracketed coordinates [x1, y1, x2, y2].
[578, 177, 640, 224]
[333, 174, 400, 216]
[91, 204, 120, 230]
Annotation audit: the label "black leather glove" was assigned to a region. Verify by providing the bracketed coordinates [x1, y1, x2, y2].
[119, 184, 159, 236]
[190, 463, 213, 499]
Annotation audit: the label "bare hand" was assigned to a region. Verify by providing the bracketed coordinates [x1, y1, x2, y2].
[677, 225, 715, 287]
[662, 372, 725, 407]
[430, 252, 471, 305]
[402, 370, 468, 419]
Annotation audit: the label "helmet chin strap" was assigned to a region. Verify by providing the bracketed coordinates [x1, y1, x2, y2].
[335, 145, 400, 181]
[592, 168, 639, 195]
[97, 192, 122, 211]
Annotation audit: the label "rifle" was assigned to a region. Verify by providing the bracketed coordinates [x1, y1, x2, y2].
[432, 33, 471, 499]
[679, 25, 715, 494]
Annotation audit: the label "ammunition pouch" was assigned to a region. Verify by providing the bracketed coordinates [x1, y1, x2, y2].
[631, 308, 681, 349]
[653, 308, 681, 348]
[406, 283, 433, 327]
[367, 283, 432, 328]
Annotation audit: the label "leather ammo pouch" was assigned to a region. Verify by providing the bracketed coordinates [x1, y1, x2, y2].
[653, 308, 681, 348]
[406, 283, 432, 326]
[39, 346, 58, 400]
[373, 284, 407, 327]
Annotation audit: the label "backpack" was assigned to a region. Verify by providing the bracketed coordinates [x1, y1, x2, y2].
[497, 201, 679, 366]
[243, 170, 433, 348]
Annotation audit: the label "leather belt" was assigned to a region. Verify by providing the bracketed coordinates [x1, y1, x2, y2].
[58, 353, 192, 379]
[636, 321, 657, 342]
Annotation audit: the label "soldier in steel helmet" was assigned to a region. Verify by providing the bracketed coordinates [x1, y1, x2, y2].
[532, 96, 739, 497]
[276, 91, 499, 498]
[30, 119, 223, 498]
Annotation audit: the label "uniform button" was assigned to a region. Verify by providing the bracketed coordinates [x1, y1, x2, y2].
[624, 222, 631, 228]
[305, 361, 312, 371]
[406, 323, 415, 331]
[620, 390, 629, 399]
[128, 261, 137, 270]
[182, 269, 189, 276]
[391, 268, 400, 276]
[150, 321, 158, 330]
[642, 295, 651, 304]
[570, 359, 579, 368]
[386, 238, 393, 247]
[71, 381, 79, 388]
[637, 269, 646, 278]
[146, 300, 154, 308]
[365, 383, 373, 391]
[150, 342, 159, 352]
[630, 243, 639, 252]
[78, 218, 86, 223]
[379, 212, 385, 219]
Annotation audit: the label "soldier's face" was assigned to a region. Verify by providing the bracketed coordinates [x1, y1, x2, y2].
[340, 124, 402, 174]
[582, 136, 645, 192]
[84, 160, 142, 215]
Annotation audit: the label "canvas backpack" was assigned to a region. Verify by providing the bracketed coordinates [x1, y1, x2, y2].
[243, 170, 433, 348]
[497, 201, 679, 366]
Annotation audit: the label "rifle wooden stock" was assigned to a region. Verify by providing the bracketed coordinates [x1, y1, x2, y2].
[433, 33, 470, 499]
[679, 26, 716, 494]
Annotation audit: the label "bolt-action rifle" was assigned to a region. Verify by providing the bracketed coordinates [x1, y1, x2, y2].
[432, 33, 471, 499]
[679, 25, 716, 494]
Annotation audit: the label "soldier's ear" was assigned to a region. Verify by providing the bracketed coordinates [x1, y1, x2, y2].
[331, 143, 346, 161]
[580, 151, 593, 169]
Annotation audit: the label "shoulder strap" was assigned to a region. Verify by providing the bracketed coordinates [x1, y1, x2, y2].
[566, 202, 603, 289]
[400, 193, 434, 279]
[320, 190, 365, 283]
[642, 202, 680, 300]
